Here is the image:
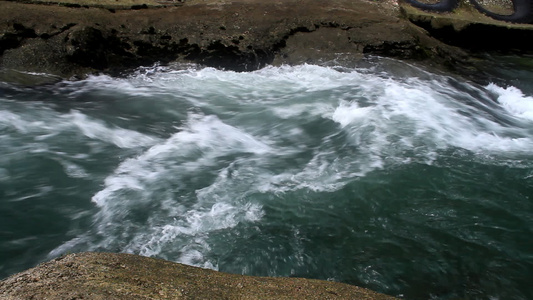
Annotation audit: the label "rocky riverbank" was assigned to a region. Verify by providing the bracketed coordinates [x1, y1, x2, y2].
[1, 0, 533, 80]
[0, 252, 399, 299]
[1, 1, 533, 299]
[0, 0, 471, 79]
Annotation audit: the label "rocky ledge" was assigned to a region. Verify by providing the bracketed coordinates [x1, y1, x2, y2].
[0, 252, 398, 299]
[0, 0, 473, 79]
[1, 0, 533, 80]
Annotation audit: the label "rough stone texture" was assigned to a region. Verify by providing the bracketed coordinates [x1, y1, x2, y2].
[0, 0, 471, 78]
[0, 252, 398, 300]
[401, 4, 533, 51]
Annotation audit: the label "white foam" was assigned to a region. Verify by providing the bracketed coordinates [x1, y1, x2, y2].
[0, 110, 47, 134]
[85, 113, 274, 268]
[137, 199, 261, 264]
[61, 74, 153, 98]
[45, 62, 533, 269]
[487, 83, 533, 121]
[68, 110, 159, 149]
[328, 75, 533, 158]
[91, 113, 272, 205]
[1, 106, 159, 150]
[332, 101, 374, 128]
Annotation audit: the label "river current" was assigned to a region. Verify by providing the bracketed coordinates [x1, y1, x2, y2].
[1, 57, 532, 299]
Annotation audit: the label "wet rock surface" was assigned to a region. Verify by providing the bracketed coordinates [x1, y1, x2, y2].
[0, 252, 398, 299]
[401, 4, 533, 51]
[0, 0, 473, 78]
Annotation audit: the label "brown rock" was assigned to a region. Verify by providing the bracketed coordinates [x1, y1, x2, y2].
[0, 252, 398, 300]
[0, 0, 469, 78]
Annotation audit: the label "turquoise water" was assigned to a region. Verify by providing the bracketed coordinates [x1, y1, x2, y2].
[1, 57, 532, 299]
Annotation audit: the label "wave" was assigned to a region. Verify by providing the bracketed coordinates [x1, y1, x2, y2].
[29, 62, 532, 276]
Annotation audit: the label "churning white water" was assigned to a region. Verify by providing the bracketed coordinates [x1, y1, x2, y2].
[1, 58, 532, 299]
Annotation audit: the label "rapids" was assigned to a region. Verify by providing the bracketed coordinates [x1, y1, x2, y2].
[1, 57, 532, 299]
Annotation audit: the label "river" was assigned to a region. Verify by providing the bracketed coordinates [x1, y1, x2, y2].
[1, 56, 532, 299]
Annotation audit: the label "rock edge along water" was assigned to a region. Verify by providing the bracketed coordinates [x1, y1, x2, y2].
[401, 2, 533, 52]
[1, 0, 533, 80]
[0, 252, 399, 299]
[0, 0, 472, 79]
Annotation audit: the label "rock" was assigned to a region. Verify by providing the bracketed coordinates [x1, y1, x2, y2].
[0, 252, 398, 300]
[401, 3, 533, 51]
[0, 0, 471, 78]
[66, 26, 111, 69]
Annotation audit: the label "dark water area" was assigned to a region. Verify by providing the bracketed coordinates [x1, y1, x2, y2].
[1, 56, 532, 299]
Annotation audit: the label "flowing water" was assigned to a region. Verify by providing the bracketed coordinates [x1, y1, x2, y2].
[1, 57, 532, 299]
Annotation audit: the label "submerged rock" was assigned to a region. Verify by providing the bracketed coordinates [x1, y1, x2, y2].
[0, 252, 398, 299]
